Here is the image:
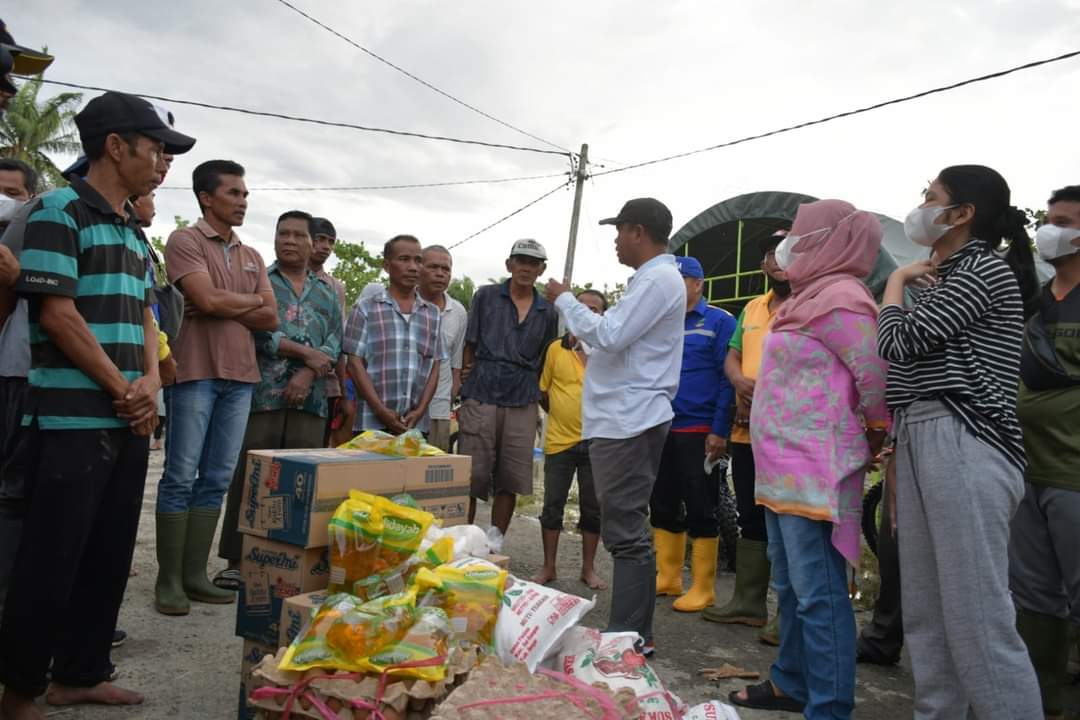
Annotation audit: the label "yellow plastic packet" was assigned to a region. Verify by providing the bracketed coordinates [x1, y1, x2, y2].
[336, 429, 446, 457]
[353, 497, 434, 601]
[328, 491, 383, 594]
[278, 591, 415, 672]
[416, 564, 508, 651]
[363, 605, 452, 682]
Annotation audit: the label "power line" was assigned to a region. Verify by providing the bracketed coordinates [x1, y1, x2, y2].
[592, 48, 1080, 178]
[274, 0, 570, 154]
[29, 78, 569, 157]
[156, 171, 570, 193]
[449, 180, 571, 249]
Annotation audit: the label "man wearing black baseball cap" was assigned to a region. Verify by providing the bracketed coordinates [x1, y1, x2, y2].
[0, 91, 195, 717]
[544, 197, 686, 655]
[0, 19, 54, 115]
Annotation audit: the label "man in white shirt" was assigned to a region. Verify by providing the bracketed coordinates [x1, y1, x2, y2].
[544, 197, 685, 655]
[418, 245, 467, 451]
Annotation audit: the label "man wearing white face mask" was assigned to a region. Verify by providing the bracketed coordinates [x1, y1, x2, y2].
[1010, 185, 1080, 720]
[0, 158, 38, 615]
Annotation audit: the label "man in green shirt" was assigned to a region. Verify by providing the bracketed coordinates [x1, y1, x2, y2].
[215, 210, 342, 588]
[1010, 184, 1080, 720]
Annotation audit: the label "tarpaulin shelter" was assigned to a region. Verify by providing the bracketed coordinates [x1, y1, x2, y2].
[668, 190, 923, 315]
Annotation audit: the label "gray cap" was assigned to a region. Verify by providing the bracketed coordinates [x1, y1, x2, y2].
[509, 238, 547, 260]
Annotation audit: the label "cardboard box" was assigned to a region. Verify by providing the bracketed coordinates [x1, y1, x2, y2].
[278, 589, 329, 647]
[236, 535, 329, 645]
[486, 554, 510, 570]
[239, 449, 471, 548]
[239, 639, 276, 720]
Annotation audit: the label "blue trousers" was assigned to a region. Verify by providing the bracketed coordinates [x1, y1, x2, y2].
[157, 379, 253, 513]
[766, 508, 856, 720]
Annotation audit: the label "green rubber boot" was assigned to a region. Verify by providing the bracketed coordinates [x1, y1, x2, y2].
[702, 539, 769, 626]
[1016, 607, 1070, 719]
[154, 511, 191, 616]
[183, 507, 236, 604]
[758, 609, 780, 646]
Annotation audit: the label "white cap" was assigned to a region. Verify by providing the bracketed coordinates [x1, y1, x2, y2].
[509, 238, 547, 260]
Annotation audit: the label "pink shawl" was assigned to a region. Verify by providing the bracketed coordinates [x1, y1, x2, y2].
[771, 199, 882, 333]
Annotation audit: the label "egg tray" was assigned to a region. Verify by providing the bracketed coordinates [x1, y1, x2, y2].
[248, 645, 479, 720]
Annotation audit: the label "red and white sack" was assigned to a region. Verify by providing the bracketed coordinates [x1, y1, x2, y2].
[493, 578, 595, 672]
[555, 626, 687, 720]
[684, 700, 742, 720]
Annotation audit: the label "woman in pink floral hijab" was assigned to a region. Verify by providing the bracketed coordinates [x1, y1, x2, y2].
[730, 199, 890, 718]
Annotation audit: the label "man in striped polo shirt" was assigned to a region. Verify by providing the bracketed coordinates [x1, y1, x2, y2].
[0, 91, 194, 717]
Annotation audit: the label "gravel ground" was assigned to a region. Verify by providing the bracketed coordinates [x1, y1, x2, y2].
[9, 450, 1078, 719]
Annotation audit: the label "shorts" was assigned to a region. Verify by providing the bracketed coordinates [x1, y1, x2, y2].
[458, 399, 537, 499]
[428, 418, 452, 453]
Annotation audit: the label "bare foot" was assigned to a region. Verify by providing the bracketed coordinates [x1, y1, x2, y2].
[580, 569, 608, 590]
[46, 682, 144, 707]
[1, 688, 47, 720]
[531, 566, 557, 585]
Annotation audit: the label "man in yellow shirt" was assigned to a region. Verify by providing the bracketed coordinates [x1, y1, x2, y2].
[703, 229, 790, 643]
[532, 289, 607, 589]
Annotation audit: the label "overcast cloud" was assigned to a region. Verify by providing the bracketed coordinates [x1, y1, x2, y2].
[9, 0, 1080, 289]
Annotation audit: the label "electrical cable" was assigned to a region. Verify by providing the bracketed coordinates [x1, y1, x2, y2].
[449, 180, 571, 249]
[274, 0, 571, 154]
[155, 171, 570, 192]
[592, 48, 1080, 178]
[28, 78, 569, 157]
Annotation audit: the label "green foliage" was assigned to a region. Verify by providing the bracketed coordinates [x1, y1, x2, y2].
[448, 276, 476, 309]
[148, 216, 193, 284]
[0, 74, 82, 190]
[332, 240, 384, 306]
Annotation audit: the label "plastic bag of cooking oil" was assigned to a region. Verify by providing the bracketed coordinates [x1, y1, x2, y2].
[328, 491, 383, 594]
[352, 496, 435, 601]
[415, 564, 507, 652]
[363, 605, 453, 682]
[278, 590, 415, 672]
[336, 429, 445, 457]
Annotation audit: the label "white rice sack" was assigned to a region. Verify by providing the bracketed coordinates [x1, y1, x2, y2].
[494, 578, 594, 672]
[684, 701, 742, 720]
[554, 626, 687, 719]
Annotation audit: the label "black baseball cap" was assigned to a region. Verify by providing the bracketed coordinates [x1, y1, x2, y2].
[75, 91, 196, 155]
[758, 227, 791, 254]
[599, 197, 673, 241]
[311, 217, 337, 239]
[0, 19, 54, 76]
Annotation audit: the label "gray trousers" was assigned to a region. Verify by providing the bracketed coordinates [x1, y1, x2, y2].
[1008, 482, 1080, 622]
[589, 421, 670, 644]
[895, 400, 1041, 720]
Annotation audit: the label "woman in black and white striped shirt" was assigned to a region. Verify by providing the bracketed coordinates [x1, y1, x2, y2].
[877, 165, 1041, 719]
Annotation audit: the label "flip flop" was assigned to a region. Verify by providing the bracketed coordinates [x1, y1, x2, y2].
[213, 567, 241, 591]
[729, 680, 805, 713]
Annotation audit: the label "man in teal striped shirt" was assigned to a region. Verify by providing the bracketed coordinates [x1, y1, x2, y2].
[0, 91, 195, 717]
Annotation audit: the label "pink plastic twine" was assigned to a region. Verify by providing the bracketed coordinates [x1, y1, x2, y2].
[250, 655, 448, 720]
[449, 667, 631, 719]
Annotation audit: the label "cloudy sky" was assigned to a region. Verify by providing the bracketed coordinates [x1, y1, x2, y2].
[10, 0, 1080, 290]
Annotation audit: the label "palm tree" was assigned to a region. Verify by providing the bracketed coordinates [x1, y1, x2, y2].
[0, 75, 82, 189]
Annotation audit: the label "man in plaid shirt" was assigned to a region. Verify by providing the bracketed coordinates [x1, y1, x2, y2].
[344, 235, 445, 434]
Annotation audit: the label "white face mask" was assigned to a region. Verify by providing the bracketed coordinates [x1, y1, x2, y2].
[1035, 224, 1080, 261]
[904, 205, 956, 247]
[774, 226, 831, 270]
[0, 194, 25, 224]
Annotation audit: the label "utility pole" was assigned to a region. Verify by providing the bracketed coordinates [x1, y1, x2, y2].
[562, 143, 588, 284]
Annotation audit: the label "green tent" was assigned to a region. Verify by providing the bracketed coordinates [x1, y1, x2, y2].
[668, 190, 920, 315]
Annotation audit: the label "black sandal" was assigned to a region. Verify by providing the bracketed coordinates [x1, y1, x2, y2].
[212, 567, 241, 591]
[728, 680, 805, 713]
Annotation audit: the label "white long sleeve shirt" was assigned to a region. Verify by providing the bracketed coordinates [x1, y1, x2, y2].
[554, 253, 686, 440]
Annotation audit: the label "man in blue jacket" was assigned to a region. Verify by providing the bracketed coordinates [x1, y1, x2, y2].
[651, 255, 736, 612]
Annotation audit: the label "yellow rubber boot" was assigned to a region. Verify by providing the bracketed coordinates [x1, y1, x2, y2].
[654, 528, 686, 596]
[673, 537, 719, 612]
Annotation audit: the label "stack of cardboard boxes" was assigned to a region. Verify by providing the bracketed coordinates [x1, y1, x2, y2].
[234, 448, 472, 719]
